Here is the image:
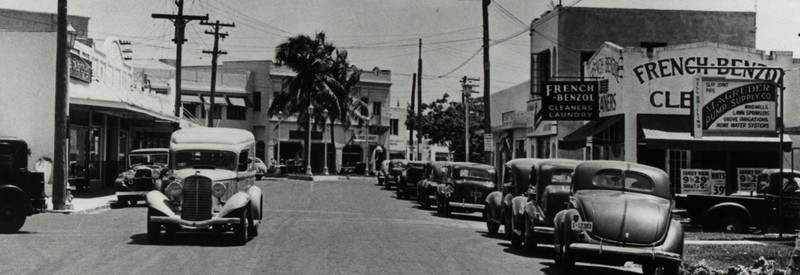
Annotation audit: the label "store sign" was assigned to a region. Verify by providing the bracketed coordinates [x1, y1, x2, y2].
[680, 169, 725, 195]
[69, 53, 92, 83]
[540, 81, 599, 120]
[737, 168, 764, 192]
[693, 77, 776, 136]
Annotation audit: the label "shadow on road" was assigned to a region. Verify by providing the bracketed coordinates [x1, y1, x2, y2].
[477, 231, 506, 240]
[128, 232, 248, 247]
[538, 262, 641, 275]
[429, 212, 484, 222]
[498, 242, 553, 260]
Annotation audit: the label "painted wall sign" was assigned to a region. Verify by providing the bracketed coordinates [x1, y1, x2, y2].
[632, 57, 782, 85]
[69, 53, 92, 83]
[540, 81, 599, 120]
[694, 77, 776, 135]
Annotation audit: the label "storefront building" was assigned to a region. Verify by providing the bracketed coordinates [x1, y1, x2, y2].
[574, 41, 800, 194]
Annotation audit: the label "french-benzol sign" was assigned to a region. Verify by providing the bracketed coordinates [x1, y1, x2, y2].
[693, 77, 776, 136]
[540, 81, 599, 120]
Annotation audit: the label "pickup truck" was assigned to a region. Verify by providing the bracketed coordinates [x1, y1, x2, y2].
[675, 168, 800, 233]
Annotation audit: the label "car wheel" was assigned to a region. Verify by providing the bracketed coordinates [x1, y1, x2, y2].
[663, 263, 679, 275]
[504, 211, 513, 240]
[0, 195, 26, 233]
[421, 194, 431, 210]
[256, 175, 263, 180]
[437, 198, 450, 216]
[484, 207, 500, 234]
[523, 215, 537, 252]
[641, 263, 656, 275]
[164, 224, 177, 242]
[146, 208, 161, 243]
[234, 207, 250, 245]
[396, 184, 404, 199]
[247, 205, 258, 237]
[717, 216, 744, 233]
[378, 178, 384, 186]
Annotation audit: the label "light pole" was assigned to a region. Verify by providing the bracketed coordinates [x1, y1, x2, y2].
[276, 111, 282, 167]
[460, 76, 479, 162]
[306, 105, 314, 176]
[322, 109, 329, 175]
[53, 0, 77, 210]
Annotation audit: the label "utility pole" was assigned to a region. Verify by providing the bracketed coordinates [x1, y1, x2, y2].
[409, 73, 416, 160]
[152, 0, 207, 124]
[417, 39, 423, 161]
[417, 67, 423, 161]
[482, 0, 492, 165]
[52, 0, 69, 210]
[461, 76, 480, 162]
[200, 19, 235, 127]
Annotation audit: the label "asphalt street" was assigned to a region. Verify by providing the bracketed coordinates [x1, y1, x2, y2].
[0, 179, 642, 274]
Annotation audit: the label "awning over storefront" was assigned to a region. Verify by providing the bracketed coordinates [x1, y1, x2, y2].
[201, 95, 227, 105]
[638, 114, 792, 152]
[227, 96, 248, 107]
[641, 129, 792, 152]
[559, 115, 623, 150]
[181, 94, 202, 103]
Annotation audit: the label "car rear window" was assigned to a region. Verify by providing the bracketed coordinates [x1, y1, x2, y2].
[456, 168, 492, 180]
[592, 170, 653, 192]
[551, 170, 572, 184]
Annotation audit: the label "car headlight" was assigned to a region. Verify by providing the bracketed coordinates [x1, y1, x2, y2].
[125, 171, 135, 179]
[212, 182, 227, 198]
[166, 182, 183, 197]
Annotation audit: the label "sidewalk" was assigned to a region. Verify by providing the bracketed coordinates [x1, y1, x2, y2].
[45, 186, 116, 214]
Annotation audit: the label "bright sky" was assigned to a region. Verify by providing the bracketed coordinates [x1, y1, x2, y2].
[3, 0, 797, 106]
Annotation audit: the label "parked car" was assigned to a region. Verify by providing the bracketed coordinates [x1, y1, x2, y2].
[397, 161, 429, 199]
[553, 161, 683, 274]
[114, 148, 169, 207]
[417, 161, 449, 209]
[340, 162, 366, 175]
[676, 168, 800, 233]
[436, 162, 496, 216]
[253, 157, 267, 180]
[145, 127, 263, 245]
[485, 159, 536, 237]
[385, 159, 408, 190]
[377, 160, 390, 185]
[517, 159, 579, 251]
[0, 138, 47, 233]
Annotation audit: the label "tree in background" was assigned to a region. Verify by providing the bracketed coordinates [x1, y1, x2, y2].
[406, 94, 484, 163]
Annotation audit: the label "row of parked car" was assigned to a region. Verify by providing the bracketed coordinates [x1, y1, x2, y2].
[377, 158, 684, 275]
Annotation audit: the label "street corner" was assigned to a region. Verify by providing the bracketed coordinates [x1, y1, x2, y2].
[44, 195, 114, 215]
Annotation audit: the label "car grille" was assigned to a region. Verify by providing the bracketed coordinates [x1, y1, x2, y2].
[132, 178, 154, 191]
[181, 176, 213, 221]
[134, 169, 153, 178]
[454, 185, 488, 204]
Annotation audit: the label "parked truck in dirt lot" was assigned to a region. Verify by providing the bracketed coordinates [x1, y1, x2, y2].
[0, 137, 47, 233]
[675, 168, 800, 233]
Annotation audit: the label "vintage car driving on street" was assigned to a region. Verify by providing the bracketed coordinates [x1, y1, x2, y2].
[384, 159, 407, 190]
[436, 162, 496, 216]
[396, 161, 429, 199]
[554, 161, 683, 274]
[145, 127, 263, 245]
[114, 148, 169, 207]
[0, 137, 47, 233]
[417, 161, 448, 209]
[253, 157, 267, 180]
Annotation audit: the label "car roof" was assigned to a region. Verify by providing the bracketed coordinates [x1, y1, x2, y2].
[573, 160, 671, 198]
[171, 127, 255, 152]
[761, 168, 800, 177]
[130, 148, 169, 154]
[449, 162, 494, 171]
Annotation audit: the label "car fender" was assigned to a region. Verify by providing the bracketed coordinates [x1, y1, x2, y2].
[661, 219, 685, 255]
[247, 186, 263, 220]
[219, 192, 250, 218]
[485, 191, 503, 220]
[0, 185, 32, 215]
[525, 201, 545, 224]
[555, 208, 581, 246]
[145, 191, 176, 216]
[511, 196, 527, 228]
[703, 202, 751, 225]
[502, 193, 513, 213]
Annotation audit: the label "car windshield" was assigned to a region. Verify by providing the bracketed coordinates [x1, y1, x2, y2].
[174, 150, 237, 171]
[129, 153, 168, 166]
[592, 170, 654, 192]
[456, 168, 492, 181]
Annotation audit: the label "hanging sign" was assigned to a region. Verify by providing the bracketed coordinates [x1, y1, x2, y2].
[694, 77, 776, 136]
[540, 81, 599, 121]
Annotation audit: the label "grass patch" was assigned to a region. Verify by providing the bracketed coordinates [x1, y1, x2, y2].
[684, 243, 794, 270]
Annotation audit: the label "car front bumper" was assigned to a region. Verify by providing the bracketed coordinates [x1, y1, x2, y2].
[447, 201, 485, 210]
[116, 191, 148, 198]
[150, 215, 241, 229]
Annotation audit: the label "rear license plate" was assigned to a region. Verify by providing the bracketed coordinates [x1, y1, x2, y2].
[571, 221, 593, 231]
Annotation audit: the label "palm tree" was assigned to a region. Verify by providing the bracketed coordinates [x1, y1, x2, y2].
[268, 32, 339, 173]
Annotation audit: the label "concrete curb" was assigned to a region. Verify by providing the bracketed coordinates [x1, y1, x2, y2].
[45, 203, 111, 215]
[685, 240, 767, 245]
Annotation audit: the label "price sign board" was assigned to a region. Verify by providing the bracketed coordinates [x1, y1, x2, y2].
[709, 170, 726, 196]
[737, 168, 764, 192]
[680, 169, 712, 194]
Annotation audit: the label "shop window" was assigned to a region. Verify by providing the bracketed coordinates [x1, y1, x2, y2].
[668, 149, 691, 194]
[515, 140, 526, 158]
[227, 105, 246, 120]
[373, 102, 382, 117]
[183, 103, 198, 119]
[252, 92, 261, 112]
